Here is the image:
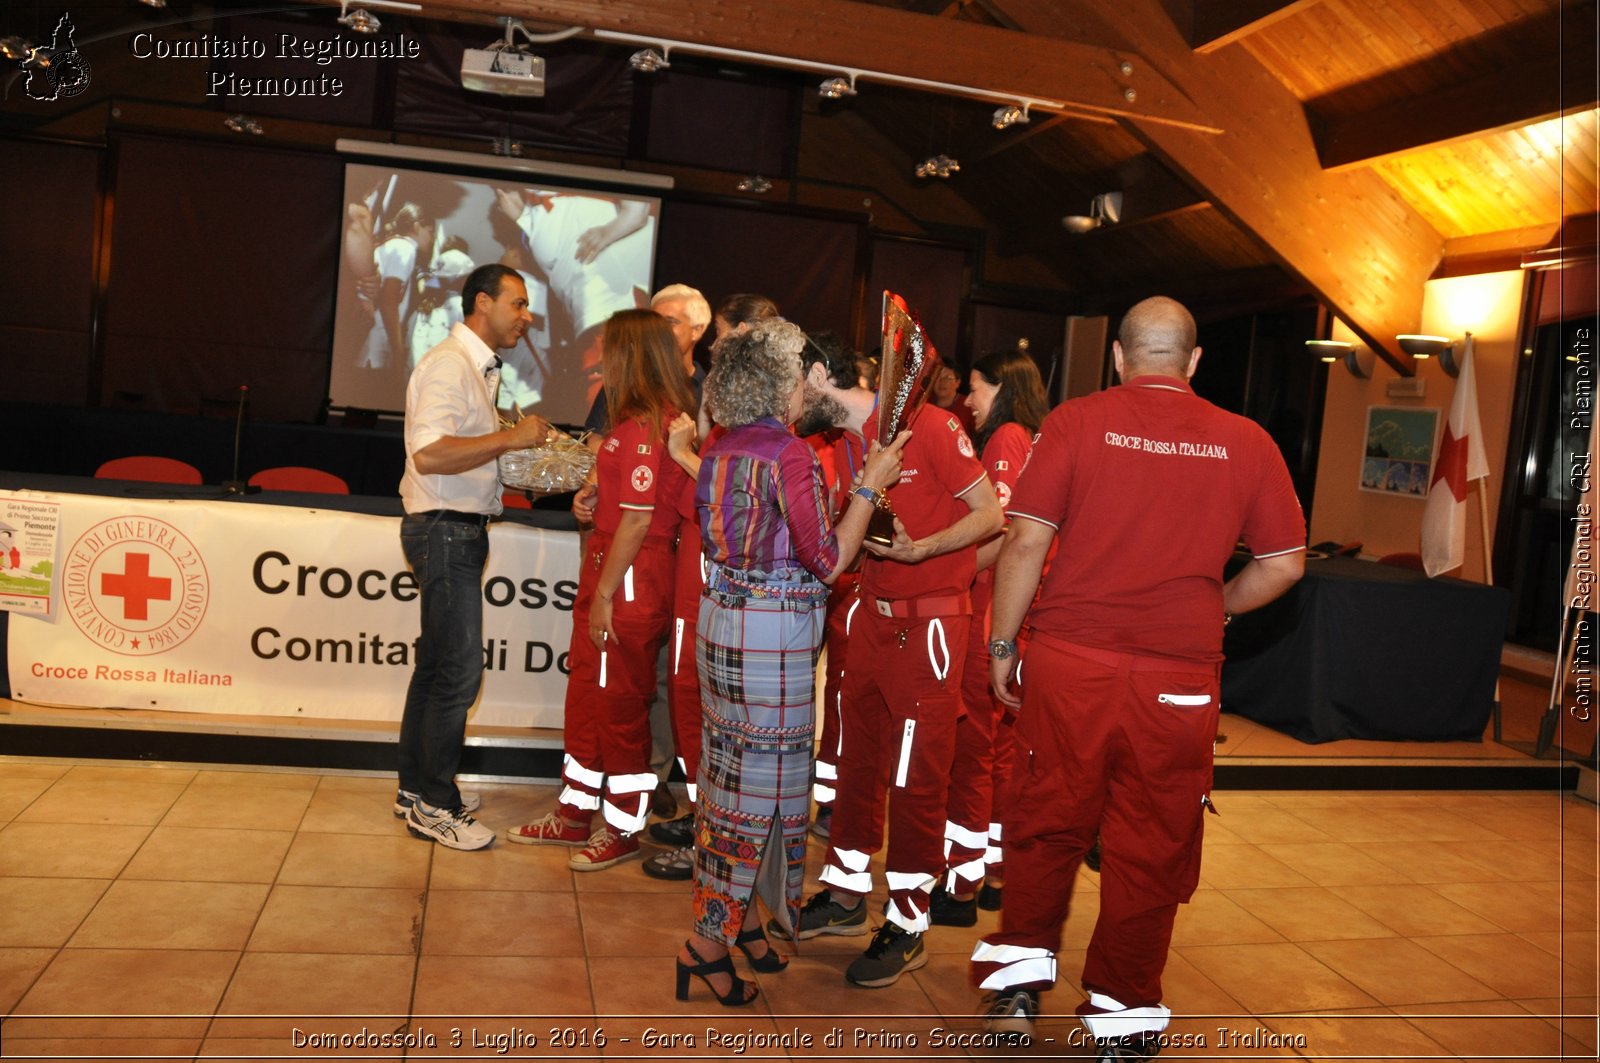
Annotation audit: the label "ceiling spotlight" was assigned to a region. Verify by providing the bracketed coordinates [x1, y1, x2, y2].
[224, 114, 264, 135]
[1306, 339, 1373, 379]
[337, 2, 381, 34]
[914, 154, 960, 179]
[1062, 191, 1124, 234]
[736, 175, 772, 194]
[818, 75, 856, 100]
[628, 47, 670, 72]
[992, 103, 1031, 130]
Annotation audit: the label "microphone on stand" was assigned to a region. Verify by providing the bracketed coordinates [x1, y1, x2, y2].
[222, 384, 259, 495]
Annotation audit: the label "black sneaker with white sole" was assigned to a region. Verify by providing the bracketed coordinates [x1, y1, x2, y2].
[768, 888, 868, 941]
[982, 987, 1039, 1045]
[647, 811, 693, 846]
[844, 922, 927, 987]
[929, 882, 978, 927]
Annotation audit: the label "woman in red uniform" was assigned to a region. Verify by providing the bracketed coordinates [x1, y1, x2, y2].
[933, 348, 1049, 921]
[508, 310, 697, 871]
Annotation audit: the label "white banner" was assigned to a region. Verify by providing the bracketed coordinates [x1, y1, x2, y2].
[5, 492, 579, 729]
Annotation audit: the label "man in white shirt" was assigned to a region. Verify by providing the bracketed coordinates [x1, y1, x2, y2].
[397, 263, 553, 850]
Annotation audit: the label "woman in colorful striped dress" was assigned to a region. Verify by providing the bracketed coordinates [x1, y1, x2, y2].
[674, 320, 907, 1007]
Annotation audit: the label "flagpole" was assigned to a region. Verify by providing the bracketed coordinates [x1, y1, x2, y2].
[1478, 477, 1502, 741]
[1466, 334, 1503, 740]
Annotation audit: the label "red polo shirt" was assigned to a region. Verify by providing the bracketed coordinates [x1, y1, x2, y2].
[861, 401, 989, 601]
[1008, 375, 1305, 663]
[596, 412, 690, 540]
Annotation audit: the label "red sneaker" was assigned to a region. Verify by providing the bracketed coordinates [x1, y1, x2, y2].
[568, 827, 640, 871]
[505, 812, 589, 846]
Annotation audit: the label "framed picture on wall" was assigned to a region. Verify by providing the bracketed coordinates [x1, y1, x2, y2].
[1360, 405, 1440, 497]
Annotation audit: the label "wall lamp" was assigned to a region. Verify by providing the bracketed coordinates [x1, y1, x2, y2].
[1397, 333, 1464, 377]
[1305, 339, 1372, 379]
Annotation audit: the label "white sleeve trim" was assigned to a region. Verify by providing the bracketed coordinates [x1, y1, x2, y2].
[1252, 544, 1307, 560]
[1012, 511, 1059, 530]
[618, 502, 656, 511]
[953, 473, 988, 498]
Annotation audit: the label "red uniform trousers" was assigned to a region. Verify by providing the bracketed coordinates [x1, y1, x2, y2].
[667, 522, 705, 801]
[559, 529, 677, 836]
[820, 604, 970, 933]
[970, 634, 1218, 1018]
[944, 574, 1010, 894]
[812, 572, 860, 810]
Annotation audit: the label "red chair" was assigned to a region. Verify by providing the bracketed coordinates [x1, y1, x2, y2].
[501, 489, 533, 509]
[95, 456, 203, 485]
[1376, 551, 1426, 571]
[247, 466, 350, 494]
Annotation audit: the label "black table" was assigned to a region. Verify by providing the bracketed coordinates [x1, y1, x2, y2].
[1221, 555, 1511, 743]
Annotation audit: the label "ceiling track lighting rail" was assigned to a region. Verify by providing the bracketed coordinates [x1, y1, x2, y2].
[588, 28, 1112, 126]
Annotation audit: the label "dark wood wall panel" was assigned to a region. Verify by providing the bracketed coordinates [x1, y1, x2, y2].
[0, 140, 100, 406]
[102, 135, 343, 422]
[655, 200, 863, 344]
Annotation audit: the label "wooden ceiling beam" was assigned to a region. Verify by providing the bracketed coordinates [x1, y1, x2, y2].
[1185, 0, 1324, 55]
[329, 0, 1216, 131]
[1434, 221, 1566, 279]
[1314, 4, 1599, 171]
[993, 0, 1444, 375]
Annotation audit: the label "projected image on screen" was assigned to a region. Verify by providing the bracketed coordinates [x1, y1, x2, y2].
[330, 162, 659, 425]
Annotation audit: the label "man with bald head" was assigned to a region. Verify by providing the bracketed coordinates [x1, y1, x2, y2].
[970, 296, 1306, 1055]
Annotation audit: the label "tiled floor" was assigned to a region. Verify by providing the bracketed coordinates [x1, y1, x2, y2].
[0, 758, 1595, 1061]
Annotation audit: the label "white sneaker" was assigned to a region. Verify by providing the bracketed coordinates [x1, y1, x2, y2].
[405, 800, 494, 850]
[394, 788, 480, 818]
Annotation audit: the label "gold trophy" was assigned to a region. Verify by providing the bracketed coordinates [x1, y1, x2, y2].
[865, 291, 939, 547]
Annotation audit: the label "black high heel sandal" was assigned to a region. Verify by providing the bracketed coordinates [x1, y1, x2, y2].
[735, 927, 788, 973]
[675, 941, 758, 1007]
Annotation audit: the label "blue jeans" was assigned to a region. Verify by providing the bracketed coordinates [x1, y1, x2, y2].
[398, 512, 489, 809]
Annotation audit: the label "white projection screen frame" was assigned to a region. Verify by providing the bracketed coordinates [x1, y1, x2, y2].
[330, 160, 661, 426]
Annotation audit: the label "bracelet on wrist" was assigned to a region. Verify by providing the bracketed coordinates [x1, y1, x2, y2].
[853, 485, 882, 506]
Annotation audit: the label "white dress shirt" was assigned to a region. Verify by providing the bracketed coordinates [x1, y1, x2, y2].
[400, 322, 503, 515]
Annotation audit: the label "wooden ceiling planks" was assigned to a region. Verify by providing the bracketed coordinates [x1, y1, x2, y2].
[1240, 0, 1560, 109]
[1309, 3, 1594, 168]
[993, 0, 1442, 373]
[1186, 0, 1324, 54]
[1372, 109, 1599, 237]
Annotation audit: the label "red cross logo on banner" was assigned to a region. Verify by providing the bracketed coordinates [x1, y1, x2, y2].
[100, 552, 173, 621]
[631, 465, 653, 493]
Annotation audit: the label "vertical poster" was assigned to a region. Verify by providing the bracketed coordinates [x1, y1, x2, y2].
[0, 493, 62, 618]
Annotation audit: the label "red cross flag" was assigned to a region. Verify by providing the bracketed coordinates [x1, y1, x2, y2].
[1421, 335, 1490, 577]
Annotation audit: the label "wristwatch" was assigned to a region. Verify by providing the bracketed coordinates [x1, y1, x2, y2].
[988, 638, 1016, 660]
[853, 485, 883, 506]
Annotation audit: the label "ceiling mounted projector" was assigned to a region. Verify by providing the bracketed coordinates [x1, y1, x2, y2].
[461, 19, 555, 96]
[461, 47, 545, 96]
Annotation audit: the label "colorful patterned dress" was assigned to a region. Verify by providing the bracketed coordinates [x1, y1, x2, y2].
[691, 416, 841, 945]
